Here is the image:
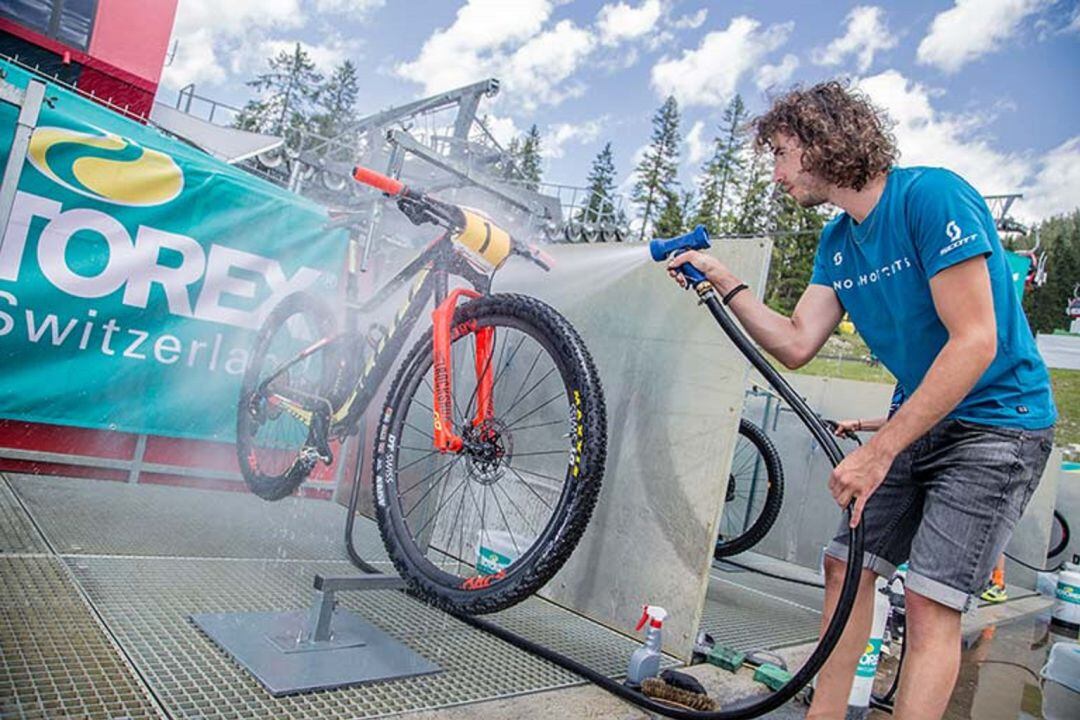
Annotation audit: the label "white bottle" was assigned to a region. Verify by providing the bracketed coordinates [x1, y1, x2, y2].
[847, 578, 890, 716]
[1051, 563, 1080, 636]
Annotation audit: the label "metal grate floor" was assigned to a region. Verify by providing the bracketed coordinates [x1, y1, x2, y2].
[8, 474, 389, 563]
[700, 571, 823, 652]
[0, 555, 163, 720]
[0, 478, 47, 555]
[3, 473, 682, 719]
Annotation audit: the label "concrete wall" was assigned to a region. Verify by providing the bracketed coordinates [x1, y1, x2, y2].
[498, 239, 772, 660]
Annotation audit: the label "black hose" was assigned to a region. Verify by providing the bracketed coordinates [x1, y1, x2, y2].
[343, 286, 867, 719]
[1003, 551, 1063, 574]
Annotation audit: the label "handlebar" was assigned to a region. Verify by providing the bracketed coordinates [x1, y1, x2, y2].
[350, 163, 554, 272]
[352, 166, 405, 197]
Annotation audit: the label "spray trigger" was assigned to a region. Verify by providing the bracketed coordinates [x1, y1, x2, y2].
[635, 605, 668, 631]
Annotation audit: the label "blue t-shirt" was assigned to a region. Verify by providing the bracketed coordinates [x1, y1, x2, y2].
[810, 166, 1056, 429]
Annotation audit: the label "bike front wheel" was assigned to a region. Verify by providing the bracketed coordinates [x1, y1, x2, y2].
[374, 293, 606, 614]
[714, 418, 784, 559]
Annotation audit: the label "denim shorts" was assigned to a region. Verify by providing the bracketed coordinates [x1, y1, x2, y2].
[825, 418, 1054, 612]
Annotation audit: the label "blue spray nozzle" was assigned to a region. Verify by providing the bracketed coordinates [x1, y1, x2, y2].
[650, 225, 711, 286]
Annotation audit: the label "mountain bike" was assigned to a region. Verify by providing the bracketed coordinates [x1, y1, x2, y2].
[714, 416, 860, 559]
[236, 165, 607, 614]
[714, 418, 785, 558]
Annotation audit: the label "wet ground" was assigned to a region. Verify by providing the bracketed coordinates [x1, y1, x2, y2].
[871, 609, 1076, 719]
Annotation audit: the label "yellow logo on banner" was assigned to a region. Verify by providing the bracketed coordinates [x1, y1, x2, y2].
[27, 126, 183, 206]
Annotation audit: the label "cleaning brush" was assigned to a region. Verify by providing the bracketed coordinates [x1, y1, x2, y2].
[641, 676, 718, 711]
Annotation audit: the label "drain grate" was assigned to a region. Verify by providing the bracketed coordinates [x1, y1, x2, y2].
[65, 555, 655, 718]
[9, 474, 389, 562]
[0, 556, 162, 719]
[0, 478, 47, 555]
[700, 574, 822, 652]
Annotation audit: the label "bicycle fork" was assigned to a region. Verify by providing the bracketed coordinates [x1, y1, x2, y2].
[431, 289, 494, 452]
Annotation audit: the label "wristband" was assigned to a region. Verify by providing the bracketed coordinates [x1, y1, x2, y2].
[722, 283, 749, 305]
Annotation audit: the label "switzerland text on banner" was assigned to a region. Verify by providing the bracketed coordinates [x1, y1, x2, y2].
[0, 59, 346, 441]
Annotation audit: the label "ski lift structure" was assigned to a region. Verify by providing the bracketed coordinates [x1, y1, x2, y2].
[986, 193, 1048, 292]
[171, 78, 630, 245]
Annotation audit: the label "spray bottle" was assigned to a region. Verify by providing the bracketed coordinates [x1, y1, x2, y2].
[625, 605, 667, 688]
[845, 577, 890, 718]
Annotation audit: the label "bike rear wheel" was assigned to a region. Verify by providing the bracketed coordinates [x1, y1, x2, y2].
[714, 418, 784, 559]
[236, 292, 339, 501]
[1049, 509, 1070, 559]
[374, 293, 606, 614]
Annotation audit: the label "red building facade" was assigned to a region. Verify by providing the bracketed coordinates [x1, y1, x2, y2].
[0, 0, 179, 118]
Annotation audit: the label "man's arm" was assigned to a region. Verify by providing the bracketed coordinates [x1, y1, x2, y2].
[831, 255, 997, 525]
[668, 251, 843, 368]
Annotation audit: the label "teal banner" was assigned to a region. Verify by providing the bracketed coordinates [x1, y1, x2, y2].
[0, 60, 346, 441]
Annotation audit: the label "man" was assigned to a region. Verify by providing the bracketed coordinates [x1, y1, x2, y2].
[669, 80, 1055, 719]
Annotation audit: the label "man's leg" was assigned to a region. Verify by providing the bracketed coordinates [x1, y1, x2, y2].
[807, 555, 877, 719]
[892, 589, 961, 720]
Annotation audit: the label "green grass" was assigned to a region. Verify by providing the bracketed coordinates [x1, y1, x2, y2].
[1050, 369, 1080, 450]
[771, 333, 1079, 455]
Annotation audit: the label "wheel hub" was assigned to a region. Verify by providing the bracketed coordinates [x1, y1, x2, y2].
[462, 419, 512, 485]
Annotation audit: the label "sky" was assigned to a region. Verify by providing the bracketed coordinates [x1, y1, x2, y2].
[160, 0, 1080, 224]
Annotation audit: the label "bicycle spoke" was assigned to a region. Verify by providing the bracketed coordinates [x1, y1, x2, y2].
[399, 456, 461, 497]
[510, 449, 568, 457]
[488, 484, 522, 557]
[502, 366, 557, 421]
[410, 472, 468, 540]
[507, 466, 555, 510]
[399, 449, 441, 473]
[402, 420, 434, 442]
[402, 457, 461, 520]
[506, 391, 564, 428]
[464, 473, 492, 554]
[493, 480, 540, 537]
[505, 417, 564, 433]
[503, 346, 543, 417]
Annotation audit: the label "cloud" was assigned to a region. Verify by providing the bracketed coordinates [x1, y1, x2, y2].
[541, 119, 604, 159]
[685, 120, 709, 165]
[481, 115, 522, 147]
[852, 70, 1080, 222]
[164, 0, 383, 89]
[650, 17, 793, 107]
[164, 0, 304, 88]
[756, 54, 800, 91]
[672, 8, 707, 30]
[1020, 136, 1080, 222]
[916, 0, 1051, 74]
[857, 70, 1031, 196]
[596, 0, 664, 46]
[505, 20, 595, 109]
[251, 38, 355, 76]
[812, 6, 897, 73]
[395, 0, 595, 110]
[313, 0, 383, 12]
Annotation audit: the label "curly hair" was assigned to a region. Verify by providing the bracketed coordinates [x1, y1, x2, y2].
[754, 80, 897, 191]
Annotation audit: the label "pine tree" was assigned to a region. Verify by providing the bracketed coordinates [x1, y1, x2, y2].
[764, 196, 830, 314]
[518, 124, 543, 191]
[577, 142, 618, 225]
[313, 60, 360, 139]
[234, 43, 323, 139]
[731, 149, 773, 235]
[1023, 211, 1080, 333]
[693, 94, 748, 236]
[633, 96, 681, 241]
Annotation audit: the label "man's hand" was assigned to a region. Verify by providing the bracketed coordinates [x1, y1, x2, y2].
[667, 251, 740, 293]
[828, 443, 895, 527]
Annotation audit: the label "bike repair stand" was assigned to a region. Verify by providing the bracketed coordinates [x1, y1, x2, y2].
[190, 574, 440, 696]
